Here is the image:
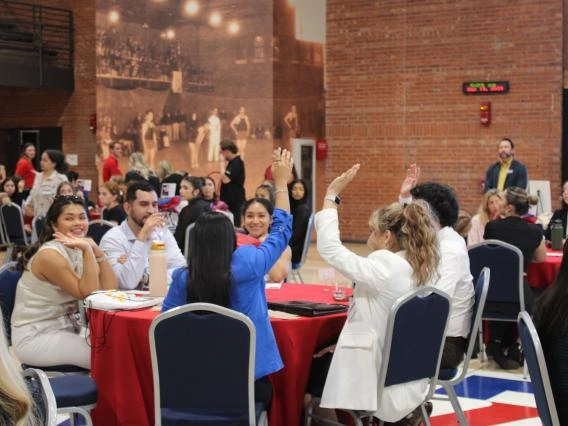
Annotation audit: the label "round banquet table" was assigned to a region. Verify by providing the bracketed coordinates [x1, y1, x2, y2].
[89, 283, 350, 426]
[527, 248, 563, 289]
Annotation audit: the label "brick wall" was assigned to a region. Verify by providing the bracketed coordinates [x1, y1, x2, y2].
[0, 0, 97, 188]
[324, 0, 564, 240]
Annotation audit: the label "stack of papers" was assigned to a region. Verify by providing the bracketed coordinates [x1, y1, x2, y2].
[86, 290, 163, 311]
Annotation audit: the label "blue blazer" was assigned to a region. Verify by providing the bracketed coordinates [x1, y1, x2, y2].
[484, 159, 528, 191]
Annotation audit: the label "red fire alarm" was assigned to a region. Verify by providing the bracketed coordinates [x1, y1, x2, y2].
[480, 102, 491, 126]
[316, 138, 328, 160]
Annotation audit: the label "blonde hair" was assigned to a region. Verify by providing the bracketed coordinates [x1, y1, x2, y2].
[454, 209, 473, 237]
[155, 160, 173, 181]
[477, 189, 503, 225]
[369, 201, 440, 286]
[128, 152, 152, 179]
[0, 313, 37, 425]
[504, 186, 538, 216]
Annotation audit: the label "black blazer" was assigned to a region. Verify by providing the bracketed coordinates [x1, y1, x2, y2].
[484, 159, 528, 191]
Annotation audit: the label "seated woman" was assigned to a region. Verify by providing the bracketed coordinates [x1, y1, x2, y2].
[288, 179, 311, 265]
[174, 176, 210, 254]
[162, 148, 293, 407]
[1, 176, 25, 206]
[11, 196, 117, 369]
[255, 183, 275, 205]
[200, 176, 229, 213]
[99, 180, 126, 225]
[241, 198, 292, 283]
[545, 180, 568, 241]
[483, 186, 546, 369]
[533, 240, 568, 425]
[314, 164, 440, 423]
[467, 189, 503, 246]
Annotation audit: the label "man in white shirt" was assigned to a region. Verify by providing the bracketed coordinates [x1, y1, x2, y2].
[400, 164, 474, 369]
[100, 180, 186, 290]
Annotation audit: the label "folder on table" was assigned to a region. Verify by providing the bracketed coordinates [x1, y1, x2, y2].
[267, 300, 348, 317]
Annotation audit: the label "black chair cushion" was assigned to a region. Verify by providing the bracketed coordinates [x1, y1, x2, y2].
[438, 368, 458, 381]
[49, 375, 98, 407]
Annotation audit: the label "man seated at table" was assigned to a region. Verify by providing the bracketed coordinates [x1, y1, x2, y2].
[100, 180, 186, 290]
[399, 164, 475, 370]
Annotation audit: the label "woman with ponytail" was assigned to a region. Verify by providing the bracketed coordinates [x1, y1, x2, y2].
[313, 164, 440, 423]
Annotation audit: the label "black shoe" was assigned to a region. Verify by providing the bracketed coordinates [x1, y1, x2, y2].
[486, 341, 502, 358]
[507, 343, 524, 365]
[494, 350, 520, 370]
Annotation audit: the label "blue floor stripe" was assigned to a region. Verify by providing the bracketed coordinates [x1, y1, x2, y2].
[435, 374, 534, 400]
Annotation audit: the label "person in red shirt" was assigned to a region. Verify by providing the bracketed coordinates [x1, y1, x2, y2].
[102, 141, 123, 182]
[14, 143, 37, 191]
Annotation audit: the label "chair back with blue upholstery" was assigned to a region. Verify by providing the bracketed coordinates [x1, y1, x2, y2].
[183, 222, 196, 259]
[0, 261, 21, 345]
[469, 239, 524, 316]
[1, 203, 30, 246]
[87, 220, 115, 245]
[150, 303, 261, 426]
[379, 287, 451, 397]
[32, 215, 46, 243]
[23, 368, 57, 426]
[517, 312, 560, 426]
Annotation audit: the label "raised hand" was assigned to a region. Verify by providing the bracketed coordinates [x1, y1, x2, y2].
[326, 164, 360, 196]
[400, 163, 421, 198]
[271, 148, 294, 186]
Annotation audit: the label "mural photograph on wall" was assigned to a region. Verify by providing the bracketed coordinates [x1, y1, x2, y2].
[95, 0, 325, 199]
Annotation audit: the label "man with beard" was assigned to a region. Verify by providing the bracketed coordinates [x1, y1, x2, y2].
[484, 138, 528, 191]
[100, 180, 186, 290]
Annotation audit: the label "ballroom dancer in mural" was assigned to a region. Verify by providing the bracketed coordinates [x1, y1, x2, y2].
[230, 106, 251, 160]
[141, 110, 158, 170]
[189, 123, 209, 169]
[207, 108, 221, 162]
[283, 105, 300, 150]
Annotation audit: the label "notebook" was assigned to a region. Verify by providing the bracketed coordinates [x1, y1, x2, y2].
[267, 300, 348, 317]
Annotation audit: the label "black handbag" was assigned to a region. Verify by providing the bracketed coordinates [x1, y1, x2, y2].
[267, 300, 348, 317]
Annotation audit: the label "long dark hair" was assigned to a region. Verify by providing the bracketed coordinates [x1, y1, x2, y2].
[289, 179, 309, 213]
[43, 149, 68, 174]
[185, 212, 236, 307]
[201, 176, 218, 201]
[18, 196, 86, 270]
[534, 240, 568, 344]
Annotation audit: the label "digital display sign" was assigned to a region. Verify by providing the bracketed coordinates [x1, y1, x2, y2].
[463, 81, 509, 95]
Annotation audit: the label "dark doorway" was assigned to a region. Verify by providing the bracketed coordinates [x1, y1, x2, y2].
[0, 127, 62, 175]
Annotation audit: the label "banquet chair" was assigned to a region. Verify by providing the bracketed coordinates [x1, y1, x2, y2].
[31, 215, 46, 243]
[150, 303, 268, 426]
[0, 261, 20, 345]
[517, 312, 560, 426]
[23, 368, 58, 426]
[183, 222, 196, 259]
[434, 267, 490, 425]
[1, 203, 31, 245]
[468, 240, 524, 361]
[304, 287, 451, 426]
[49, 374, 98, 426]
[289, 213, 315, 284]
[86, 219, 115, 245]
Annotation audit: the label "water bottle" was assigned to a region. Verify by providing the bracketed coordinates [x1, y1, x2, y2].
[149, 241, 167, 297]
[550, 219, 564, 251]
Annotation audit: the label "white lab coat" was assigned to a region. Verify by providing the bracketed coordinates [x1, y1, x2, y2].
[315, 209, 429, 422]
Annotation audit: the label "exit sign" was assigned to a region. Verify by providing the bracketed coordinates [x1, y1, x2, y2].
[463, 81, 509, 95]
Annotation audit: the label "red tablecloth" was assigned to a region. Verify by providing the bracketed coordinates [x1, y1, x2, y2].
[89, 283, 350, 426]
[527, 249, 563, 289]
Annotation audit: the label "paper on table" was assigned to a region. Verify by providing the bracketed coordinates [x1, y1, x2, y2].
[547, 252, 563, 257]
[265, 282, 283, 290]
[268, 309, 299, 319]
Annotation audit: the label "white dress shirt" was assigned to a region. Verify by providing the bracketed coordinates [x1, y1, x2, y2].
[100, 220, 186, 290]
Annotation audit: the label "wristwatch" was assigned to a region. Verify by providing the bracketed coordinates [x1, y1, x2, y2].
[324, 194, 341, 205]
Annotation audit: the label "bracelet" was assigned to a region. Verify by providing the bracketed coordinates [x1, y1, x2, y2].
[274, 188, 288, 194]
[95, 255, 107, 263]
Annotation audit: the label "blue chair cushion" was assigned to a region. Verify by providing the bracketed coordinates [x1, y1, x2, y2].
[438, 368, 458, 381]
[160, 403, 266, 425]
[22, 363, 90, 374]
[49, 376, 98, 407]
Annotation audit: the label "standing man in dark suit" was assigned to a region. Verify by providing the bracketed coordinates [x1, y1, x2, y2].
[484, 138, 528, 191]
